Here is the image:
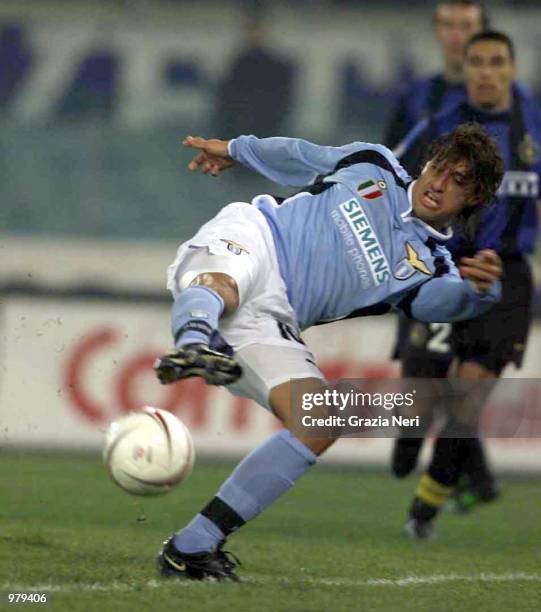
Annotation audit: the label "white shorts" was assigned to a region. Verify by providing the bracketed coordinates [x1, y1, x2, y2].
[167, 201, 324, 409]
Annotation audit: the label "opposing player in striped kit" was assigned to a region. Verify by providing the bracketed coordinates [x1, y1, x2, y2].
[384, 0, 488, 149]
[391, 31, 541, 537]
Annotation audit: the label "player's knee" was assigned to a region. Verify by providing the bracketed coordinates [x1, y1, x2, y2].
[191, 272, 240, 314]
[450, 360, 498, 425]
[269, 378, 336, 456]
[299, 436, 337, 456]
[455, 360, 498, 379]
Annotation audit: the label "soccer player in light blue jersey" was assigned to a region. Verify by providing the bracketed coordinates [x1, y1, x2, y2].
[155, 123, 503, 581]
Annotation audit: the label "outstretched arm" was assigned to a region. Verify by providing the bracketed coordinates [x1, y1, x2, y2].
[182, 134, 399, 187]
[383, 91, 414, 150]
[227, 135, 374, 186]
[394, 118, 434, 179]
[183, 136, 235, 177]
[399, 250, 502, 323]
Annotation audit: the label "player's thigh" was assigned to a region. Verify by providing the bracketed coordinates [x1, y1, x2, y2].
[402, 356, 451, 378]
[452, 304, 531, 376]
[451, 256, 533, 375]
[226, 344, 334, 455]
[393, 316, 454, 370]
[227, 343, 324, 410]
[167, 202, 266, 303]
[396, 319, 452, 419]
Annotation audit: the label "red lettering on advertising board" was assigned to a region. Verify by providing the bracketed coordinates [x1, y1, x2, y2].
[63, 327, 213, 427]
[114, 353, 209, 428]
[63, 326, 399, 432]
[64, 326, 118, 423]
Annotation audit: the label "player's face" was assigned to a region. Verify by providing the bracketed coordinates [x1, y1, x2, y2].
[434, 4, 484, 67]
[464, 40, 515, 111]
[412, 159, 477, 228]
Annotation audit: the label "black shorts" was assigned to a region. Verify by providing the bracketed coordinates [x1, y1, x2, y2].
[393, 257, 533, 376]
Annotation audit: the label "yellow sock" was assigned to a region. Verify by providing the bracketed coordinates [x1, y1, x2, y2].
[416, 473, 454, 508]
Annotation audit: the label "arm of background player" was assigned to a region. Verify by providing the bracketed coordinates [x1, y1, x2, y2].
[394, 118, 435, 178]
[228, 135, 390, 187]
[383, 92, 414, 150]
[398, 274, 501, 323]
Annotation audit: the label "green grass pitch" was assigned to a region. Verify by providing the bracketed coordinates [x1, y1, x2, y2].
[1, 452, 540, 611]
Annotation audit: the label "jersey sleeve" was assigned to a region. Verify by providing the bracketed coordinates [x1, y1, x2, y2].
[228, 135, 399, 187]
[399, 274, 501, 323]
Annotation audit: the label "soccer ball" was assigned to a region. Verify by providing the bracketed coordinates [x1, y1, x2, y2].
[103, 406, 195, 496]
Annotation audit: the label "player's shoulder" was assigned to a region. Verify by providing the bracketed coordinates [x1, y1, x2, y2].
[397, 72, 442, 97]
[515, 84, 541, 128]
[514, 81, 537, 105]
[394, 103, 463, 159]
[514, 86, 541, 167]
[430, 101, 466, 131]
[349, 141, 397, 161]
[343, 142, 411, 186]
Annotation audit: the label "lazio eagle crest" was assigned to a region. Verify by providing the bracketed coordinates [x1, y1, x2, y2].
[394, 242, 432, 280]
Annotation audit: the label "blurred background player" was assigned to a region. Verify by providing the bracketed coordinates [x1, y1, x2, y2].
[391, 30, 541, 538]
[213, 7, 295, 139]
[384, 0, 488, 149]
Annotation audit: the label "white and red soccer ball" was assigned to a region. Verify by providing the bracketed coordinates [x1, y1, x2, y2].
[103, 406, 195, 496]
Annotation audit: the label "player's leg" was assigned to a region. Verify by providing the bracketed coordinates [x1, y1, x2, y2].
[453, 258, 533, 505]
[158, 341, 333, 579]
[155, 270, 244, 385]
[398, 324, 495, 537]
[451, 258, 534, 510]
[391, 317, 452, 478]
[446, 360, 500, 512]
[404, 258, 532, 538]
[169, 374, 331, 553]
[405, 328, 500, 538]
[156, 206, 335, 579]
[155, 201, 273, 386]
[405, 359, 498, 537]
[405, 286, 530, 537]
[160, 349, 333, 581]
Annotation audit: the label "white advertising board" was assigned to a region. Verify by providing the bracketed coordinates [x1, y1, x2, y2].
[1, 293, 540, 471]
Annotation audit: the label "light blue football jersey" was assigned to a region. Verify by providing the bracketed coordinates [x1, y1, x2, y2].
[228, 136, 500, 330]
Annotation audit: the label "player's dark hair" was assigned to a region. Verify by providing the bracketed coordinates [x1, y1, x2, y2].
[465, 30, 515, 61]
[435, 1, 490, 30]
[427, 122, 504, 240]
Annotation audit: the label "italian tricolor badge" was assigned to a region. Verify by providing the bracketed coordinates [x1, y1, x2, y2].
[357, 179, 386, 200]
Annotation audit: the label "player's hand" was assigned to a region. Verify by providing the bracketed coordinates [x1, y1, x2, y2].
[183, 136, 235, 176]
[459, 249, 502, 293]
